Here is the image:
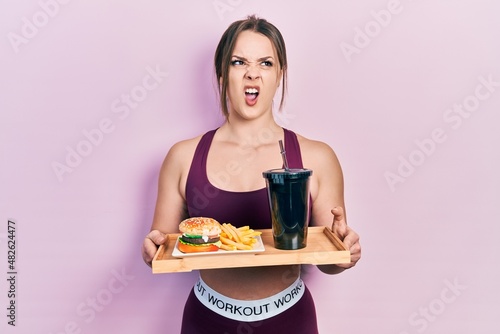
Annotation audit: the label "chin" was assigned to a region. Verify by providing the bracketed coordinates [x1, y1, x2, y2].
[231, 104, 271, 120]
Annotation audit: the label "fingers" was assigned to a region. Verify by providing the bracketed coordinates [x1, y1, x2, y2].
[344, 229, 361, 259]
[141, 240, 156, 267]
[330, 207, 361, 269]
[331, 207, 347, 238]
[142, 230, 166, 267]
[337, 228, 361, 269]
[148, 230, 166, 246]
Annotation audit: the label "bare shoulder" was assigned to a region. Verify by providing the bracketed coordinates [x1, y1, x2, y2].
[165, 135, 202, 163]
[295, 133, 341, 168]
[159, 133, 204, 180]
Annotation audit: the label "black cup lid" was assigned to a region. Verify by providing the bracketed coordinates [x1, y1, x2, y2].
[262, 168, 312, 180]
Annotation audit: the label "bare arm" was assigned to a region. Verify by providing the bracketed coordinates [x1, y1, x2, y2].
[141, 139, 197, 267]
[301, 138, 361, 275]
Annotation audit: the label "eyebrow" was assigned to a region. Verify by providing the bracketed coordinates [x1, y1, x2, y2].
[231, 55, 274, 62]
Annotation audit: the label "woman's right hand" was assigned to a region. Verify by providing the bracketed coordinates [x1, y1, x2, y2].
[142, 230, 166, 267]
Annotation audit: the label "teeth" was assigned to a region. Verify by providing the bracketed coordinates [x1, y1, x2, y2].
[245, 88, 259, 94]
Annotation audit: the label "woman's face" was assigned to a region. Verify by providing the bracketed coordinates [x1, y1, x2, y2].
[226, 30, 282, 121]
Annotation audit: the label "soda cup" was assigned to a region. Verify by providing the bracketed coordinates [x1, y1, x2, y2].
[262, 168, 313, 250]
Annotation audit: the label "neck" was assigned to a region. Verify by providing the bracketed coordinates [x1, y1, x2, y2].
[218, 116, 283, 147]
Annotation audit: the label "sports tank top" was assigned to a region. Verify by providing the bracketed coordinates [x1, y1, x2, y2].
[185, 128, 305, 229]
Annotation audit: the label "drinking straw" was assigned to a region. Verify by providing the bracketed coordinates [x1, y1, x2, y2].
[278, 140, 290, 171]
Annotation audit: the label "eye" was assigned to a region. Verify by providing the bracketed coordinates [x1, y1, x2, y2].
[261, 60, 273, 67]
[231, 59, 244, 66]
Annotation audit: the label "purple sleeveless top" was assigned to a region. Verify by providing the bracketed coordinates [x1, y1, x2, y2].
[185, 128, 305, 229]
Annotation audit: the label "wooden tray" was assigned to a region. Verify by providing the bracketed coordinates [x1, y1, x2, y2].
[152, 226, 350, 273]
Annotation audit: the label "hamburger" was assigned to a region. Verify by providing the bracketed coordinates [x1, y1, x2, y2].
[178, 217, 222, 253]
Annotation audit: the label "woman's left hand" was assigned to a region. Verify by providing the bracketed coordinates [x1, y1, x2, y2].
[331, 207, 361, 269]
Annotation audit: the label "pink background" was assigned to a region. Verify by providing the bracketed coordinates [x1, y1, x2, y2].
[1, 0, 499, 333]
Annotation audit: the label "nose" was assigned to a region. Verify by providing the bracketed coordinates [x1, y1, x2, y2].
[245, 65, 260, 80]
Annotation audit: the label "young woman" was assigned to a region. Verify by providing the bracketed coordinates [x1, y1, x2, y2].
[142, 15, 361, 333]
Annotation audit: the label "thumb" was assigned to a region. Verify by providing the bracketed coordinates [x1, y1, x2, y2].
[148, 230, 166, 245]
[331, 207, 347, 239]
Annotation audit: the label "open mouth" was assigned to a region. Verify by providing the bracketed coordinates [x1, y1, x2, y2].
[244, 87, 259, 106]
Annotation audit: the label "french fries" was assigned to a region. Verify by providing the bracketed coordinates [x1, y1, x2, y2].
[219, 223, 262, 251]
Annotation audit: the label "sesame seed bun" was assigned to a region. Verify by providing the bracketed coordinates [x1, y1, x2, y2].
[178, 217, 221, 236]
